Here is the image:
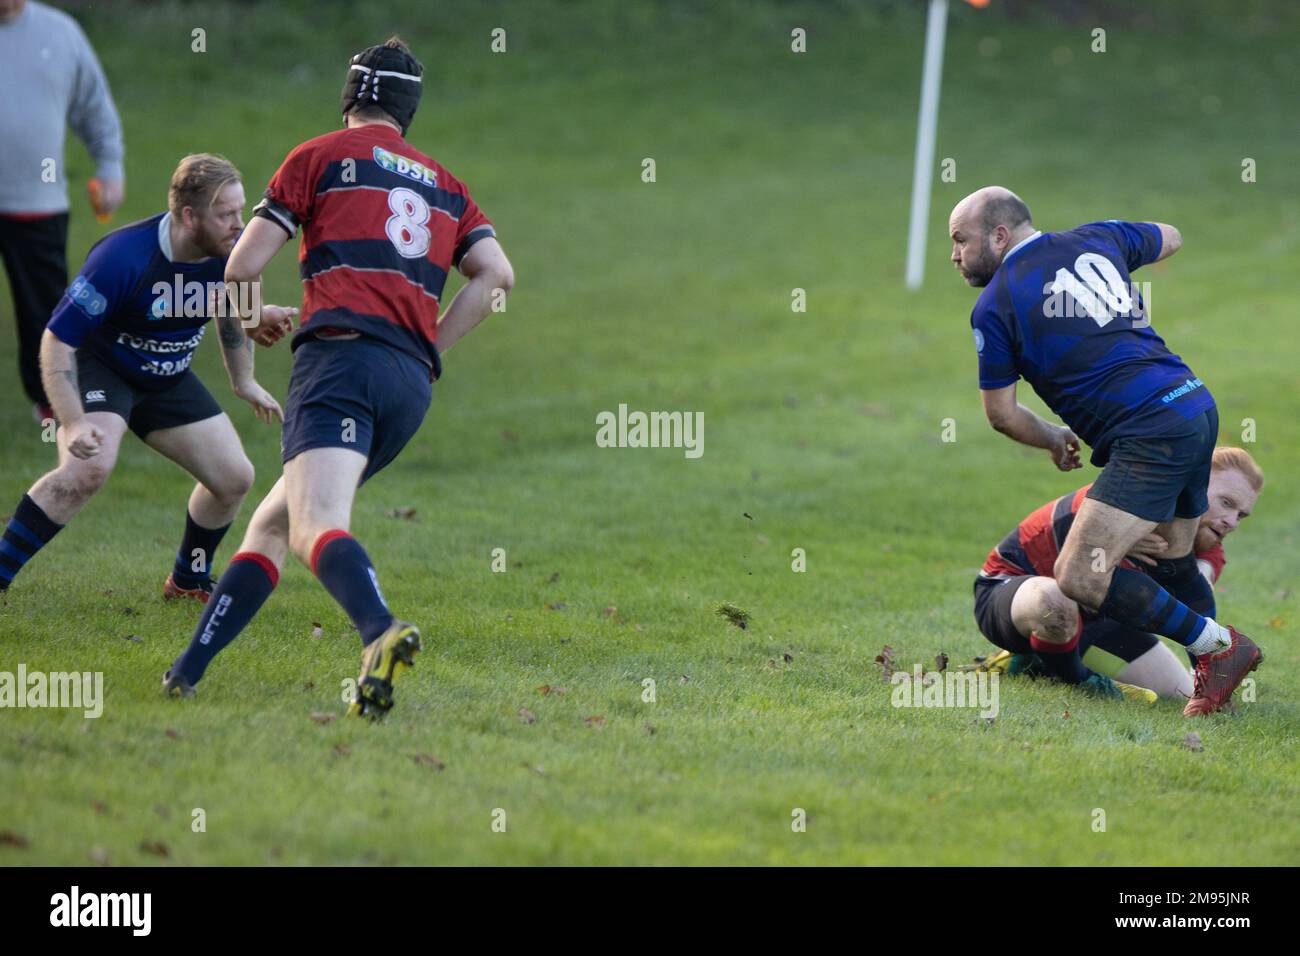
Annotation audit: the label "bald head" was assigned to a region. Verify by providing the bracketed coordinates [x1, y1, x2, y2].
[948, 186, 1035, 287]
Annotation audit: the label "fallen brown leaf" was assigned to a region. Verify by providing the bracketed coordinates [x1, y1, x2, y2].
[518, 707, 537, 724]
[387, 506, 417, 520]
[411, 752, 445, 770]
[583, 715, 606, 728]
[935, 651, 949, 672]
[538, 684, 567, 696]
[309, 712, 335, 725]
[0, 831, 28, 849]
[139, 840, 170, 857]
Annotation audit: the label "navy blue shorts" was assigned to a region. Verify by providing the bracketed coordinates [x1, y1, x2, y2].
[1085, 407, 1218, 523]
[972, 574, 1158, 664]
[77, 348, 222, 439]
[281, 336, 432, 484]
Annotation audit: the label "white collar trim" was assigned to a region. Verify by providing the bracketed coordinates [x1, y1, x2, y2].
[1004, 230, 1043, 262]
[158, 212, 175, 261]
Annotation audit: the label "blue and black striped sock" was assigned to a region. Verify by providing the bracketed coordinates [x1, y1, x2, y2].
[0, 495, 64, 590]
[1099, 566, 1206, 646]
[171, 510, 232, 588]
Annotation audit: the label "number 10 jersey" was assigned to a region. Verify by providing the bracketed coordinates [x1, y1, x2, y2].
[969, 220, 1215, 466]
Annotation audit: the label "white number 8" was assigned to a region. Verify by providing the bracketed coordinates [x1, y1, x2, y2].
[385, 187, 431, 258]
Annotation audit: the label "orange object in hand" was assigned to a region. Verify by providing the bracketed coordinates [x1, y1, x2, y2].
[88, 178, 112, 223]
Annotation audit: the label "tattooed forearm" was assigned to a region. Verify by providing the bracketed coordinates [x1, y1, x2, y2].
[218, 315, 246, 351]
[39, 331, 87, 424]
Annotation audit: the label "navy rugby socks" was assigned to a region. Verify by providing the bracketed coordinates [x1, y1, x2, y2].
[171, 553, 278, 684]
[0, 495, 63, 590]
[171, 510, 232, 587]
[1099, 566, 1228, 655]
[310, 530, 394, 645]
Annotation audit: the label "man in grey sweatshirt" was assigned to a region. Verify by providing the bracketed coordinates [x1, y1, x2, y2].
[0, 0, 124, 421]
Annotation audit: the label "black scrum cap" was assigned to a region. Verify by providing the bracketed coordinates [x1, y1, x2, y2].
[340, 43, 423, 134]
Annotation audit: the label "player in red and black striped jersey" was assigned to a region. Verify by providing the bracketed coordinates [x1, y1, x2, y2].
[164, 37, 515, 718]
[973, 447, 1263, 699]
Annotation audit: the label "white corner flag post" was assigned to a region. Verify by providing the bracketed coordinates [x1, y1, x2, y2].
[905, 0, 950, 290]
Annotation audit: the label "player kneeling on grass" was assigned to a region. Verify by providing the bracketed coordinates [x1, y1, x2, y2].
[973, 447, 1263, 706]
[0, 154, 295, 601]
[162, 38, 513, 719]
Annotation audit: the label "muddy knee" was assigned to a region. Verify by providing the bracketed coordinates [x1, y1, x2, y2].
[1012, 577, 1080, 644]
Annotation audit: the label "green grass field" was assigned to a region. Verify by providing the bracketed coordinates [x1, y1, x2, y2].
[1, 0, 1297, 865]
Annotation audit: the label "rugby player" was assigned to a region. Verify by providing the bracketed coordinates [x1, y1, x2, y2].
[0, 154, 295, 600]
[163, 38, 514, 719]
[975, 448, 1264, 700]
[950, 186, 1261, 716]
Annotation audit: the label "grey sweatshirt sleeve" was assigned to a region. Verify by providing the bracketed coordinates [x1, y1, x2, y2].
[65, 18, 124, 183]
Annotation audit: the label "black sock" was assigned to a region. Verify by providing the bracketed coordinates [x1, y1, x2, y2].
[310, 531, 394, 645]
[0, 495, 64, 590]
[171, 552, 278, 684]
[172, 511, 232, 587]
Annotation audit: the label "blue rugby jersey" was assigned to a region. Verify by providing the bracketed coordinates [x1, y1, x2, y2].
[47, 212, 227, 391]
[970, 220, 1215, 465]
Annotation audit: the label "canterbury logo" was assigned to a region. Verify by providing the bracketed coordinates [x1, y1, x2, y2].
[84, 390, 106, 402]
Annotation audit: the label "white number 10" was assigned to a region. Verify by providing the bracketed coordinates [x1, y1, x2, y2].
[1049, 252, 1134, 327]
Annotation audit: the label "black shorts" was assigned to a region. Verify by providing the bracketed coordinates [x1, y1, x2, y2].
[76, 349, 223, 439]
[281, 335, 432, 484]
[1086, 407, 1219, 523]
[972, 574, 1159, 664]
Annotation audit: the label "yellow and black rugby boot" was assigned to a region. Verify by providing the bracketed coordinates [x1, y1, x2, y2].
[346, 620, 422, 720]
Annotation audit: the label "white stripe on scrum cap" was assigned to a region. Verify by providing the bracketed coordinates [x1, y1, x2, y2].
[349, 64, 422, 82]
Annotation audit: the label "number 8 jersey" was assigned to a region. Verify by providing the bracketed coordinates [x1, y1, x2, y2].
[970, 220, 1215, 466]
[253, 123, 495, 378]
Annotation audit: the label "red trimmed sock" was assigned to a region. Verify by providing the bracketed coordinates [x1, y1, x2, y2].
[310, 530, 394, 645]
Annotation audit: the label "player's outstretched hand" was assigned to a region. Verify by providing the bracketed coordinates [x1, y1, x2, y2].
[234, 380, 284, 424]
[66, 421, 105, 459]
[249, 305, 298, 347]
[1050, 426, 1082, 472]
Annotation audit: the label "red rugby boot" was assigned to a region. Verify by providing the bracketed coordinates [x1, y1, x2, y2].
[1183, 627, 1263, 717]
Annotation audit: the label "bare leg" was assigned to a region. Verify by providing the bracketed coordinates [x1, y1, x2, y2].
[29, 411, 130, 524]
[145, 413, 254, 529]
